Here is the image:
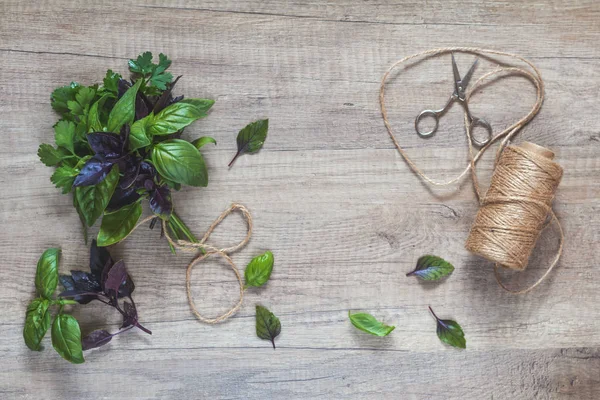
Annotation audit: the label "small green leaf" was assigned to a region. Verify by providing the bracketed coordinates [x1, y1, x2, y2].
[429, 307, 466, 349]
[245, 251, 274, 288]
[102, 69, 121, 96]
[107, 79, 142, 133]
[191, 136, 217, 149]
[229, 119, 268, 167]
[74, 165, 119, 227]
[51, 314, 84, 364]
[129, 51, 154, 74]
[129, 115, 153, 151]
[406, 255, 455, 281]
[54, 120, 76, 153]
[23, 298, 51, 351]
[97, 201, 143, 246]
[149, 102, 208, 136]
[51, 83, 80, 117]
[151, 139, 208, 187]
[87, 94, 109, 132]
[348, 311, 395, 337]
[255, 305, 281, 349]
[178, 98, 215, 114]
[38, 144, 70, 166]
[51, 165, 79, 194]
[35, 248, 60, 299]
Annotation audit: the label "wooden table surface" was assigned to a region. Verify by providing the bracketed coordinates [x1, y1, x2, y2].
[1, 1, 599, 399]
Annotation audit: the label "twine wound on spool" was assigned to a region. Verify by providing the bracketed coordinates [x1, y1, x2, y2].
[379, 47, 564, 294]
[130, 203, 252, 323]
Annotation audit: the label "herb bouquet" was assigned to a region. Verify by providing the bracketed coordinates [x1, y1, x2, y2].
[39, 52, 221, 249]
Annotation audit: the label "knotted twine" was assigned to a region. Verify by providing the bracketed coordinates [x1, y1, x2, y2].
[379, 47, 564, 294]
[131, 203, 252, 323]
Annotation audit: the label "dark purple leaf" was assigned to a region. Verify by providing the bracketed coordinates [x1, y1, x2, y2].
[58, 275, 97, 304]
[144, 179, 156, 192]
[117, 79, 131, 98]
[152, 75, 182, 114]
[70, 270, 102, 292]
[171, 95, 184, 104]
[82, 330, 113, 351]
[119, 162, 142, 189]
[72, 157, 115, 187]
[107, 186, 141, 211]
[121, 301, 138, 329]
[89, 239, 113, 280]
[87, 132, 122, 157]
[138, 161, 156, 178]
[118, 275, 135, 297]
[104, 260, 128, 298]
[120, 124, 130, 154]
[149, 185, 172, 218]
[135, 94, 149, 120]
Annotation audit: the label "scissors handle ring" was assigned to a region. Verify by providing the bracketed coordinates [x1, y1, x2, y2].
[469, 117, 493, 148]
[414, 109, 440, 138]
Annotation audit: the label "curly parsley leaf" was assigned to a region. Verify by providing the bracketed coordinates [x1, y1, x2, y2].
[54, 120, 76, 154]
[101, 69, 122, 97]
[38, 144, 71, 166]
[128, 52, 173, 92]
[51, 83, 80, 117]
[51, 165, 80, 194]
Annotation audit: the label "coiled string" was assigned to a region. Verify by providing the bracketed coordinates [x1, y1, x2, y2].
[379, 48, 564, 294]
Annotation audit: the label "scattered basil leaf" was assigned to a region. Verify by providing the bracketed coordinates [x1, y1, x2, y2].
[151, 139, 208, 187]
[229, 119, 268, 167]
[149, 102, 208, 136]
[191, 136, 217, 149]
[348, 311, 395, 337]
[35, 248, 60, 299]
[82, 329, 112, 351]
[107, 79, 142, 133]
[97, 200, 143, 246]
[406, 255, 455, 281]
[129, 115, 153, 151]
[255, 305, 281, 349]
[429, 307, 466, 349]
[23, 298, 51, 351]
[51, 314, 85, 364]
[244, 251, 274, 288]
[74, 164, 119, 227]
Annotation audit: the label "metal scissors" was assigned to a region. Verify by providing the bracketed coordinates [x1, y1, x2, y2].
[415, 53, 492, 147]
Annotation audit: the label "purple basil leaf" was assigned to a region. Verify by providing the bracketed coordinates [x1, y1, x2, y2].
[135, 94, 149, 121]
[120, 124, 130, 154]
[138, 161, 156, 178]
[58, 275, 97, 304]
[58, 289, 100, 304]
[119, 162, 142, 189]
[107, 186, 141, 211]
[149, 185, 173, 219]
[72, 157, 115, 187]
[118, 275, 135, 298]
[100, 258, 114, 292]
[121, 301, 138, 329]
[82, 330, 113, 351]
[70, 270, 102, 292]
[89, 239, 113, 281]
[87, 132, 122, 157]
[144, 179, 156, 192]
[104, 260, 128, 298]
[117, 79, 131, 99]
[153, 75, 182, 114]
[171, 95, 184, 104]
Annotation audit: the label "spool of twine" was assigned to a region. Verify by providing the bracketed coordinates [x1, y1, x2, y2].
[465, 142, 563, 271]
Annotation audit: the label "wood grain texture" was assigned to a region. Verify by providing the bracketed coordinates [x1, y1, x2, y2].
[1, 0, 599, 398]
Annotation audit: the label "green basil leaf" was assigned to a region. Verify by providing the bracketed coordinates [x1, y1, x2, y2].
[244, 251, 274, 288]
[178, 98, 215, 114]
[149, 102, 208, 136]
[35, 248, 60, 299]
[54, 120, 76, 154]
[73, 191, 88, 243]
[51, 165, 79, 194]
[74, 164, 119, 227]
[23, 298, 51, 351]
[348, 311, 395, 337]
[229, 119, 268, 166]
[38, 144, 71, 166]
[255, 305, 281, 349]
[151, 139, 208, 187]
[129, 115, 153, 151]
[430, 307, 466, 349]
[51, 314, 84, 364]
[191, 136, 217, 149]
[97, 201, 143, 246]
[87, 94, 109, 132]
[107, 79, 142, 133]
[406, 255, 455, 281]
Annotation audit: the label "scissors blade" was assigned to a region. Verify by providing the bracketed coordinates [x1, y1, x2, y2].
[451, 53, 461, 96]
[461, 58, 479, 89]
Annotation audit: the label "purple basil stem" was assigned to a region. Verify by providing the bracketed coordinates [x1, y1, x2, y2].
[72, 157, 114, 187]
[82, 330, 113, 351]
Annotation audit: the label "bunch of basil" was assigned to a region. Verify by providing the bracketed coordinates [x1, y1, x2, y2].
[38, 52, 218, 249]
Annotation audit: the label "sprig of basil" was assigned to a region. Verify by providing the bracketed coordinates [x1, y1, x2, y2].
[229, 119, 268, 167]
[406, 255, 455, 281]
[97, 200, 143, 247]
[348, 311, 395, 337]
[51, 314, 85, 364]
[151, 139, 208, 187]
[129, 115, 153, 151]
[23, 298, 52, 351]
[35, 248, 60, 299]
[255, 305, 281, 349]
[149, 101, 209, 136]
[73, 164, 119, 227]
[244, 251, 274, 288]
[429, 307, 466, 349]
[107, 79, 142, 133]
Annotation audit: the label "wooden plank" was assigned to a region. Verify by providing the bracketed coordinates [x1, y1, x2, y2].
[0, 0, 598, 398]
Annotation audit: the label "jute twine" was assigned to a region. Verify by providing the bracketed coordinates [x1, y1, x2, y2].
[131, 203, 252, 323]
[379, 47, 564, 294]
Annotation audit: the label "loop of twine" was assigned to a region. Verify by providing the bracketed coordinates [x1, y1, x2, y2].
[379, 47, 564, 294]
[132, 203, 252, 323]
